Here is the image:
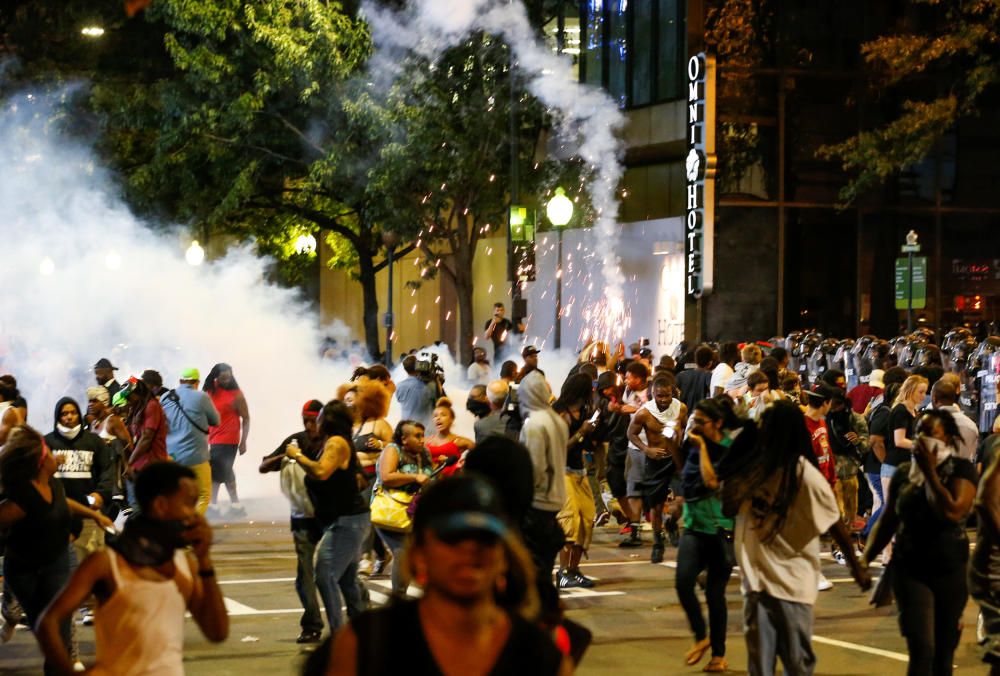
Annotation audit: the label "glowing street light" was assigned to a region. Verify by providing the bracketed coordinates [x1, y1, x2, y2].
[185, 240, 205, 266]
[105, 250, 122, 270]
[81, 26, 105, 38]
[39, 257, 56, 275]
[294, 233, 317, 255]
[547, 187, 574, 349]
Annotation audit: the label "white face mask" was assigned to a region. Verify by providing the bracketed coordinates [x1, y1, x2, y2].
[57, 423, 81, 439]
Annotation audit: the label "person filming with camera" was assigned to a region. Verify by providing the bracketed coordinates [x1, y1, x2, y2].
[395, 355, 440, 431]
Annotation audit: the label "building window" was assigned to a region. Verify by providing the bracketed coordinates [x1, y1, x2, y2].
[578, 0, 686, 108]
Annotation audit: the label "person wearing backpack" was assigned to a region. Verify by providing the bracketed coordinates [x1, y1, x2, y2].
[162, 368, 220, 515]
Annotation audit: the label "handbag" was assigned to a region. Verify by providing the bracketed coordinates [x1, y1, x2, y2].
[369, 484, 415, 532]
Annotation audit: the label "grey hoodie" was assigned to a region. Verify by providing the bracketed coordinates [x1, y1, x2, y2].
[518, 371, 568, 511]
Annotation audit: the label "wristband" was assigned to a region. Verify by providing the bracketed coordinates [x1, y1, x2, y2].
[198, 568, 216, 578]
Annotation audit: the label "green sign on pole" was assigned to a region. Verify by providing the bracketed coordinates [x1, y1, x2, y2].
[894, 256, 927, 310]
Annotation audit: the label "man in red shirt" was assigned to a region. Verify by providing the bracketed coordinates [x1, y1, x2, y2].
[846, 368, 884, 414]
[803, 384, 836, 487]
[803, 384, 840, 591]
[122, 377, 169, 506]
[204, 363, 251, 519]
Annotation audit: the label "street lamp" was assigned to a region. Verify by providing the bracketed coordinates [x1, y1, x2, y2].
[185, 240, 205, 266]
[547, 187, 574, 349]
[382, 230, 400, 366]
[294, 233, 317, 255]
[81, 26, 105, 38]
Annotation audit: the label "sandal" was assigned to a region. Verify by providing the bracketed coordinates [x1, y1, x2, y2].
[684, 637, 711, 665]
[703, 657, 728, 672]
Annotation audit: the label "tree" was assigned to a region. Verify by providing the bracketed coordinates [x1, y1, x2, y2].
[371, 33, 578, 366]
[89, 0, 429, 359]
[819, 0, 1000, 202]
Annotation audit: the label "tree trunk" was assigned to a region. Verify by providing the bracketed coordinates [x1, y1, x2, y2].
[454, 248, 475, 369]
[356, 250, 382, 362]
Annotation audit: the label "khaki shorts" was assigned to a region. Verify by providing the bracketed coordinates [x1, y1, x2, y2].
[557, 472, 596, 550]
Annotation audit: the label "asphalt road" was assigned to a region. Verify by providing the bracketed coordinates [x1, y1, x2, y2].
[1, 510, 989, 675]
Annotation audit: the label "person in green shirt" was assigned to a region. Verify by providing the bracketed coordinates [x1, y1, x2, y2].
[675, 398, 741, 673]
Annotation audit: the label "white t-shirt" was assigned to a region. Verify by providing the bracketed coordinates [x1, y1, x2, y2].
[466, 362, 491, 386]
[735, 456, 841, 605]
[710, 363, 734, 395]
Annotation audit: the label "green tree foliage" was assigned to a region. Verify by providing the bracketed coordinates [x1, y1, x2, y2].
[820, 0, 1000, 202]
[373, 33, 580, 365]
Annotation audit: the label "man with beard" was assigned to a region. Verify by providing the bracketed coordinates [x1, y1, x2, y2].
[46, 396, 116, 626]
[628, 373, 687, 563]
[466, 347, 491, 386]
[466, 384, 491, 421]
[204, 363, 251, 519]
[92, 358, 121, 400]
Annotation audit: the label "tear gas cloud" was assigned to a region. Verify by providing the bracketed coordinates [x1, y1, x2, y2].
[0, 90, 362, 505]
[363, 0, 629, 335]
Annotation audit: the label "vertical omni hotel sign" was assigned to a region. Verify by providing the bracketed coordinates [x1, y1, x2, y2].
[685, 53, 716, 297]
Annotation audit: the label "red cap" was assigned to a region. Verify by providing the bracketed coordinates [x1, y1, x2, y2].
[302, 400, 323, 417]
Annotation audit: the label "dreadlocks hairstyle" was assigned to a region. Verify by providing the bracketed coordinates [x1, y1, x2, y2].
[126, 378, 154, 429]
[553, 373, 594, 415]
[203, 363, 238, 393]
[726, 399, 817, 543]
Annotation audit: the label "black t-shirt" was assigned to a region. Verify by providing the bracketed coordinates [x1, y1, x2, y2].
[353, 599, 562, 676]
[676, 368, 712, 412]
[884, 404, 915, 467]
[485, 317, 514, 349]
[5, 476, 72, 572]
[892, 456, 978, 574]
[866, 404, 891, 473]
[265, 431, 317, 460]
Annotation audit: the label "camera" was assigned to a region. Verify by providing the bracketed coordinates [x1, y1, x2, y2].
[415, 352, 445, 384]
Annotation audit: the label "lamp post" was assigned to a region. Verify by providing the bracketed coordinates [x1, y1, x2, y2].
[547, 187, 574, 349]
[902, 230, 920, 333]
[185, 240, 205, 266]
[382, 230, 400, 366]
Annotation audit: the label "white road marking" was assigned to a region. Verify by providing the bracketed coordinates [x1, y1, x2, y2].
[812, 635, 908, 662]
[219, 577, 296, 585]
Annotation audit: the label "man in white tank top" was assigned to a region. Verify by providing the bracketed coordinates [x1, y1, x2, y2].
[628, 372, 687, 564]
[35, 462, 229, 673]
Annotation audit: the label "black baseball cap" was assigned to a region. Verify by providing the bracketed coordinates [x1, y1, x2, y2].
[522, 346, 541, 357]
[413, 475, 509, 543]
[93, 358, 118, 370]
[804, 383, 838, 404]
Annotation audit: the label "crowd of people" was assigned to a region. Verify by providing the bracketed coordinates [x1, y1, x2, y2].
[3, 324, 1000, 675]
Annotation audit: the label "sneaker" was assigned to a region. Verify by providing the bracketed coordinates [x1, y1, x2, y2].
[618, 524, 633, 536]
[618, 525, 642, 548]
[651, 531, 665, 564]
[832, 550, 847, 566]
[572, 572, 596, 589]
[557, 570, 583, 589]
[205, 505, 221, 521]
[296, 629, 323, 644]
[817, 574, 834, 591]
[228, 503, 248, 519]
[370, 558, 389, 577]
[594, 512, 611, 527]
[0, 619, 15, 644]
[73, 661, 86, 673]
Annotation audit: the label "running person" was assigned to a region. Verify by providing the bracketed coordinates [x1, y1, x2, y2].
[627, 373, 687, 563]
[204, 363, 250, 519]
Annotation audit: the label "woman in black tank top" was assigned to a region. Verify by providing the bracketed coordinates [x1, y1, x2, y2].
[285, 401, 370, 633]
[325, 475, 567, 676]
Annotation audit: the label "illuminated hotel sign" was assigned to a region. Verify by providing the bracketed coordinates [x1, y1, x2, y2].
[685, 53, 716, 297]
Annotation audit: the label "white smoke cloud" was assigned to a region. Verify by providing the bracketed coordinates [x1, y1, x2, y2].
[0, 90, 358, 507]
[362, 0, 628, 311]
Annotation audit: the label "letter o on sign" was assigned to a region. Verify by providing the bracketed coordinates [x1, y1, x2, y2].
[687, 55, 701, 81]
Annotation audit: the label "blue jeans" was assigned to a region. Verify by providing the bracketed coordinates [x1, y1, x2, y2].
[375, 528, 409, 595]
[291, 518, 324, 633]
[4, 548, 72, 675]
[862, 472, 884, 538]
[315, 512, 370, 631]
